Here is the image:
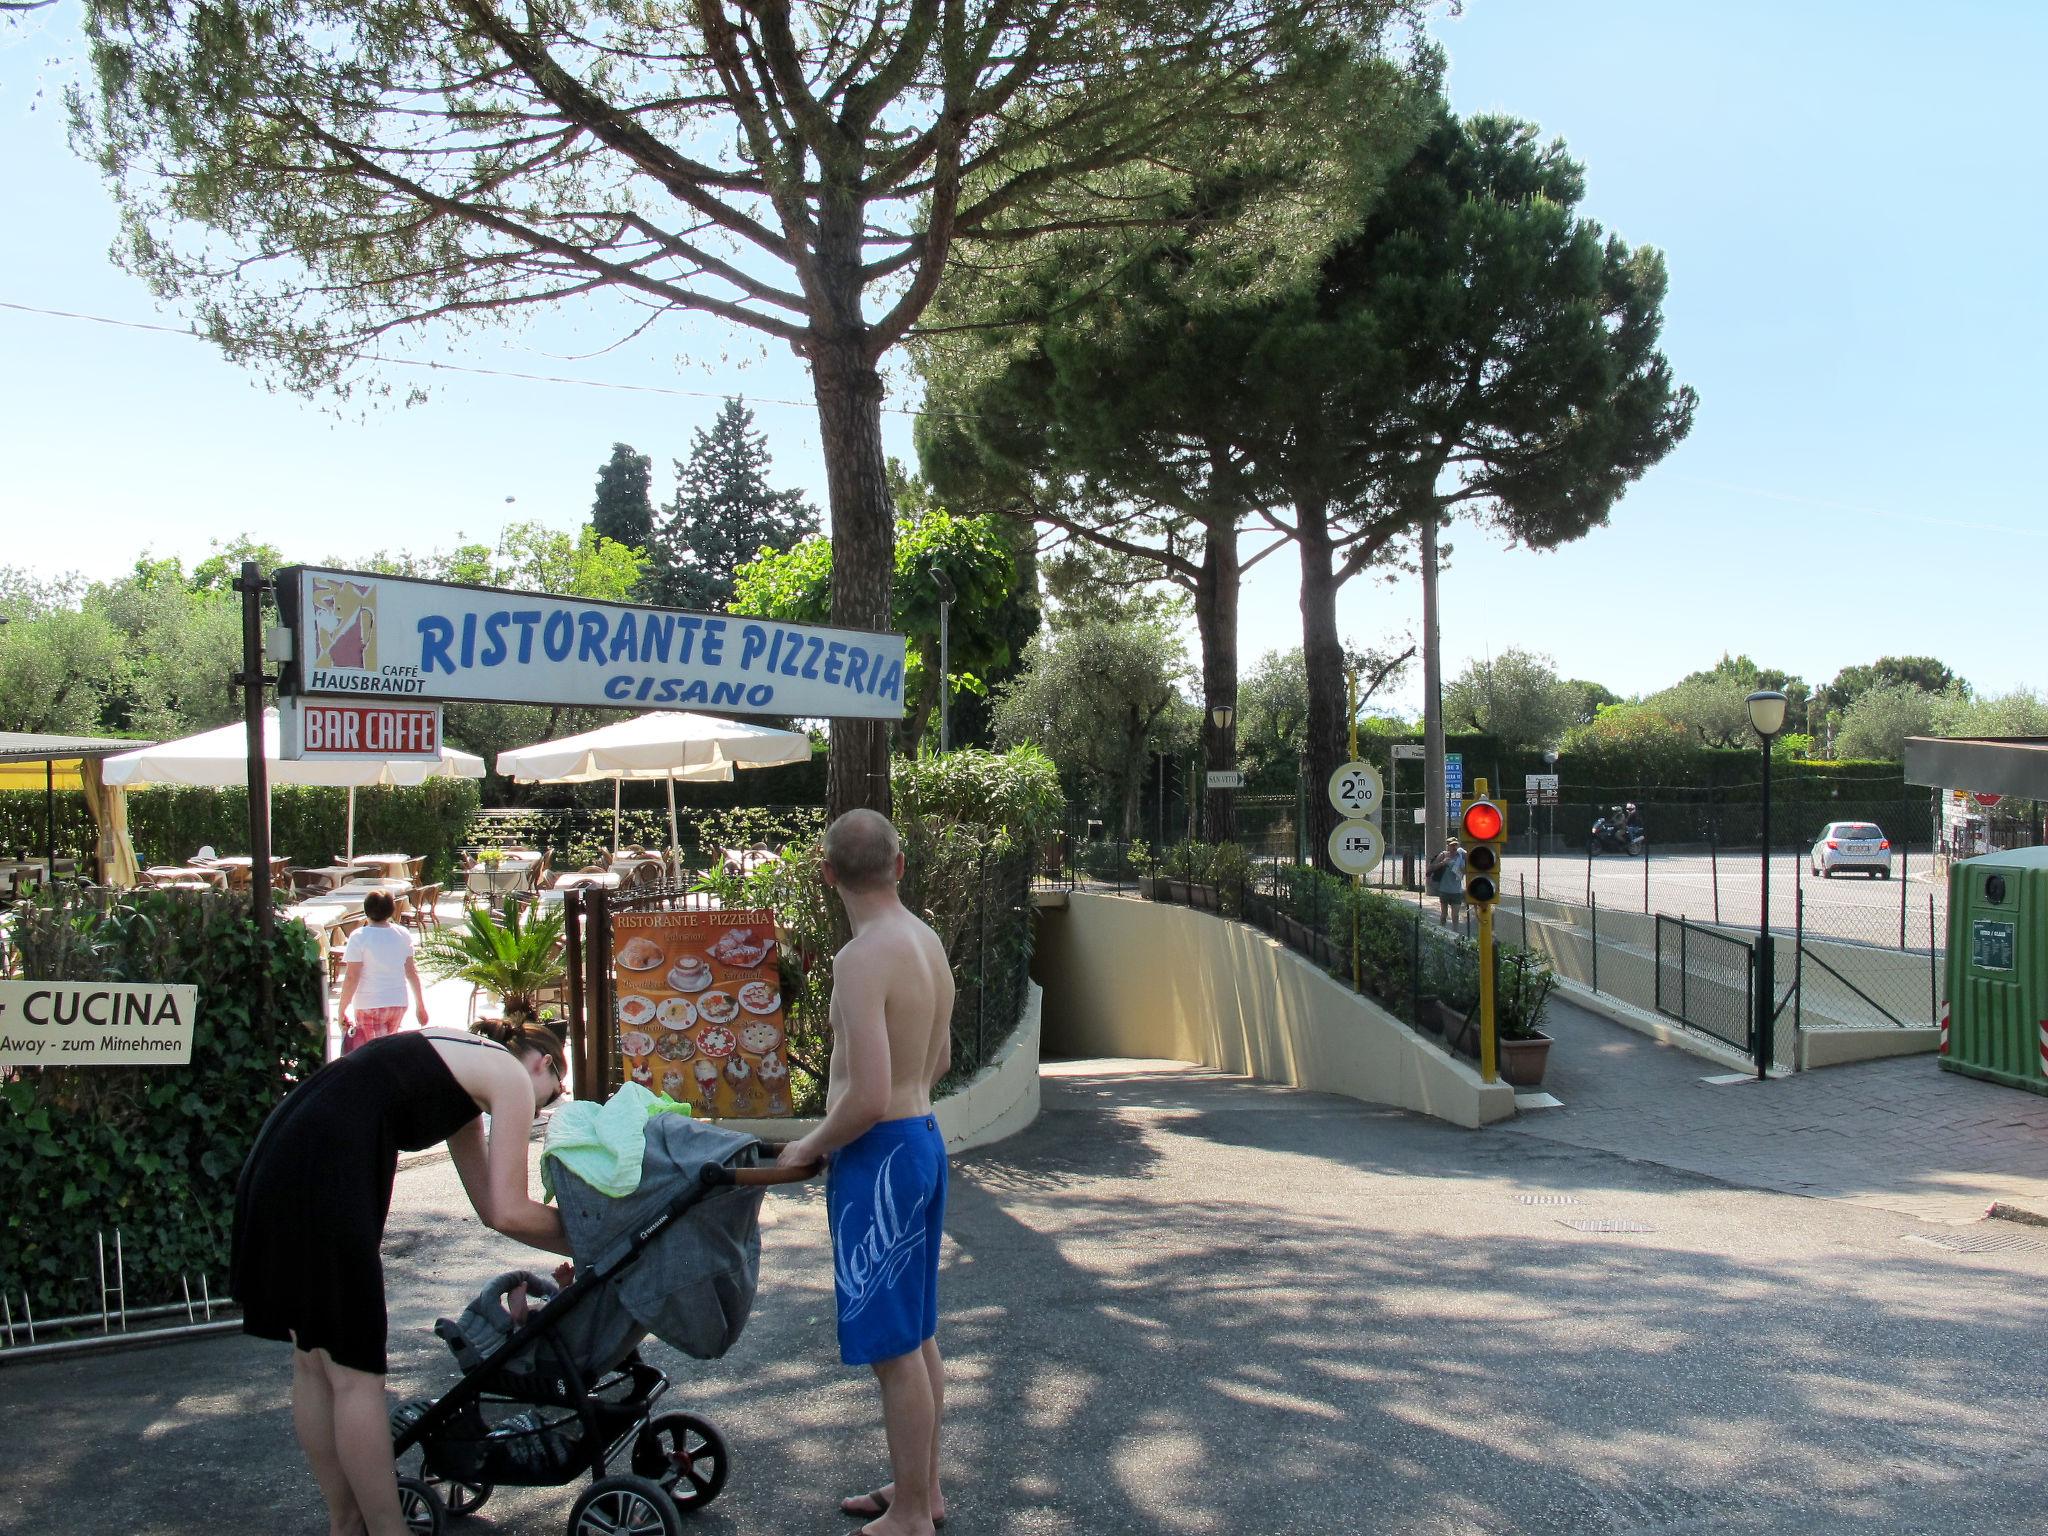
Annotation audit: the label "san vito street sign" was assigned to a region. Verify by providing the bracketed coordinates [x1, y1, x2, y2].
[278, 566, 908, 720]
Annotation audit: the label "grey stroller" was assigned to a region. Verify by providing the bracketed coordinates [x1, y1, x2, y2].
[388, 1120, 817, 1535]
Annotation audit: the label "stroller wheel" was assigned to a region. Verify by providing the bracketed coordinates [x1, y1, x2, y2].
[568, 1473, 683, 1536]
[396, 1476, 448, 1535]
[437, 1478, 492, 1517]
[633, 1411, 730, 1511]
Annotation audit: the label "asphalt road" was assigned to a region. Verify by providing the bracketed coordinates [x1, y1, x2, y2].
[1500, 849, 1946, 951]
[9, 1060, 2048, 1535]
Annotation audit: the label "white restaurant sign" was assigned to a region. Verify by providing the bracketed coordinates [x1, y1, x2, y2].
[0, 981, 198, 1067]
[281, 566, 908, 720]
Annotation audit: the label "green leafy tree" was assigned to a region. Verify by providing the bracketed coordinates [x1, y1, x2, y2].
[589, 444, 656, 561]
[1939, 687, 2048, 738]
[1814, 656, 1965, 745]
[1834, 682, 1947, 761]
[1238, 641, 1412, 791]
[0, 603, 126, 733]
[1558, 702, 1695, 782]
[1560, 679, 1619, 727]
[923, 100, 1692, 861]
[75, 0, 1428, 824]
[991, 616, 1194, 839]
[1442, 650, 1579, 751]
[731, 507, 1019, 751]
[1665, 654, 1809, 741]
[649, 400, 818, 611]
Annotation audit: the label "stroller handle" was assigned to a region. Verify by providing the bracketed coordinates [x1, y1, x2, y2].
[701, 1142, 822, 1187]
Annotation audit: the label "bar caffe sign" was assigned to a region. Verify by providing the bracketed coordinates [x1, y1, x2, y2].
[0, 982, 197, 1066]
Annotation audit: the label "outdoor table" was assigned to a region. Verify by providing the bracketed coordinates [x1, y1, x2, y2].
[334, 878, 414, 897]
[607, 855, 662, 885]
[465, 865, 534, 901]
[554, 871, 622, 891]
[295, 866, 360, 892]
[347, 853, 415, 880]
[147, 864, 227, 887]
[207, 855, 290, 873]
[284, 900, 360, 932]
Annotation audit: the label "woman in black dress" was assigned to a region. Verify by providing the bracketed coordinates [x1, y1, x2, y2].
[232, 1020, 571, 1536]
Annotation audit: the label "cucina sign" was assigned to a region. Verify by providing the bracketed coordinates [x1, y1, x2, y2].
[0, 981, 197, 1066]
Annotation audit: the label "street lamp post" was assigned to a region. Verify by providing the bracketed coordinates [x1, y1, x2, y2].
[1204, 704, 1236, 847]
[1209, 701, 1236, 845]
[1747, 689, 1788, 1080]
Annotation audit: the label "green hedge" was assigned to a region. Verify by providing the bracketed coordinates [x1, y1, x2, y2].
[698, 747, 1064, 1110]
[0, 780, 483, 881]
[1, 889, 326, 1317]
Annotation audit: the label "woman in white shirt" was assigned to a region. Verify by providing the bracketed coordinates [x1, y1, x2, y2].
[337, 890, 428, 1052]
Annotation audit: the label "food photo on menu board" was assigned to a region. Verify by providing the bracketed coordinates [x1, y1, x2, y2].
[613, 908, 791, 1118]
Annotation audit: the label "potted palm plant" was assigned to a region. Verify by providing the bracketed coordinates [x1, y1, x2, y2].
[417, 903, 568, 1024]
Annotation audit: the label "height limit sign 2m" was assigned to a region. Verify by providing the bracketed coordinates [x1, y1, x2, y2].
[1327, 760, 1386, 875]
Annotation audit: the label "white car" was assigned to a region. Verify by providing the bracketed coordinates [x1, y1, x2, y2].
[1811, 821, 1892, 879]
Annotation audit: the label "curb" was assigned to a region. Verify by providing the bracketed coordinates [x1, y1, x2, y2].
[1987, 1201, 2048, 1228]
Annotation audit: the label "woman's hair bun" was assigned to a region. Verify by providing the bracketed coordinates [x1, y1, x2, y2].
[471, 1018, 569, 1078]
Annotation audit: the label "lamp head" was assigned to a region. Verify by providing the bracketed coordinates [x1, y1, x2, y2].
[1746, 690, 1789, 739]
[1210, 703, 1235, 732]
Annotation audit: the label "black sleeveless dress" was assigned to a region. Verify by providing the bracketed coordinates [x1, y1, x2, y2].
[231, 1032, 487, 1374]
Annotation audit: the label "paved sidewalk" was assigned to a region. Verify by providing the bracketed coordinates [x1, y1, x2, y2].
[1508, 996, 2048, 1222]
[12, 1060, 2048, 1534]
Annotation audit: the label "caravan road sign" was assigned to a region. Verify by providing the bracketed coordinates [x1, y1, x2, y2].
[1328, 819, 1385, 876]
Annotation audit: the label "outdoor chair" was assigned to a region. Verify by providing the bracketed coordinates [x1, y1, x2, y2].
[403, 884, 442, 931]
[406, 856, 425, 883]
[326, 917, 363, 986]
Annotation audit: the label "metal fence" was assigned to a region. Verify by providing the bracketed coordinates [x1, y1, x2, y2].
[1654, 915, 1755, 1054]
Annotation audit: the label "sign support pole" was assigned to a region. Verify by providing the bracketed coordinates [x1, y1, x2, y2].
[234, 561, 274, 943]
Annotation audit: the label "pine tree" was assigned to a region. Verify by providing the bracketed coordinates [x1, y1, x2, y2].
[651, 400, 819, 610]
[589, 443, 655, 554]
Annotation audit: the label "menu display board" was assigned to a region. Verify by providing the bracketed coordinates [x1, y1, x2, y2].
[613, 907, 791, 1117]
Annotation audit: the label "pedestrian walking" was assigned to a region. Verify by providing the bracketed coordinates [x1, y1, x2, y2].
[1428, 840, 1467, 925]
[337, 890, 428, 1052]
[777, 809, 954, 1536]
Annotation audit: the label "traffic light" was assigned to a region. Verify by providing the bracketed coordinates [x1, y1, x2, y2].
[1461, 798, 1506, 906]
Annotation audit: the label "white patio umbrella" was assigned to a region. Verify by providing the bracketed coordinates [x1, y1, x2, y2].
[495, 712, 812, 863]
[101, 709, 485, 862]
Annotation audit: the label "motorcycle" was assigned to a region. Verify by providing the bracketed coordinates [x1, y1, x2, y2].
[1587, 810, 1645, 857]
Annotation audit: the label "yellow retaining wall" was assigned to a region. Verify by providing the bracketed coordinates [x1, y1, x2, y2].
[1034, 893, 1516, 1128]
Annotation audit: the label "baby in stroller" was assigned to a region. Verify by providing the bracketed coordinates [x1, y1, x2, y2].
[388, 1117, 817, 1535]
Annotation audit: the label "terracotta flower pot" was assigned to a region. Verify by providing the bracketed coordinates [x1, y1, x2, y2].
[1497, 1032, 1553, 1087]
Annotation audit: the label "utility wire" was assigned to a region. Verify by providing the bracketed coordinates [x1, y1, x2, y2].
[0, 298, 944, 418]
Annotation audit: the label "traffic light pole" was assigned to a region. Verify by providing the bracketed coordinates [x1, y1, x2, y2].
[1477, 902, 1497, 1083]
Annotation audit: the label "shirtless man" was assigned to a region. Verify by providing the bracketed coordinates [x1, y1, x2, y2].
[778, 809, 954, 1536]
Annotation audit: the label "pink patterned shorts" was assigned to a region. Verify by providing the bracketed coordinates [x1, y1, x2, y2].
[343, 1006, 408, 1053]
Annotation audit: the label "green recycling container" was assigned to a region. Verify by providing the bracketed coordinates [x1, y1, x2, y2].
[1942, 847, 2048, 1092]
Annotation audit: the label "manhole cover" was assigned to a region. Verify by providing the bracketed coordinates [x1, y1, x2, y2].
[1559, 1218, 1655, 1234]
[1902, 1228, 2045, 1256]
[1516, 1194, 1581, 1206]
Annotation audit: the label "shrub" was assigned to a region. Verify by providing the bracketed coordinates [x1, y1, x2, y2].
[696, 747, 1061, 1106]
[1, 888, 325, 1317]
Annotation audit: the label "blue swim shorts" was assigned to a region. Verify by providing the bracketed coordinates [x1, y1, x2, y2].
[826, 1113, 947, 1366]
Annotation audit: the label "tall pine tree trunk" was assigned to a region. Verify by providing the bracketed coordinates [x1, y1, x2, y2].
[1192, 513, 1241, 843]
[1297, 495, 1347, 871]
[811, 320, 895, 826]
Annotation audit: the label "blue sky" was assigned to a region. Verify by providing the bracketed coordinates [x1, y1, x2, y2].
[2, 3, 2042, 713]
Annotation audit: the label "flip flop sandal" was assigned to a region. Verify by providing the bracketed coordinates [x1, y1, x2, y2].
[840, 1490, 948, 1528]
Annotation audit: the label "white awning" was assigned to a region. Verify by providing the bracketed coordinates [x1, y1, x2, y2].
[102, 710, 484, 788]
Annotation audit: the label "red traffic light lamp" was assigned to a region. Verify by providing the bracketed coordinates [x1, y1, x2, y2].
[1461, 798, 1505, 906]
